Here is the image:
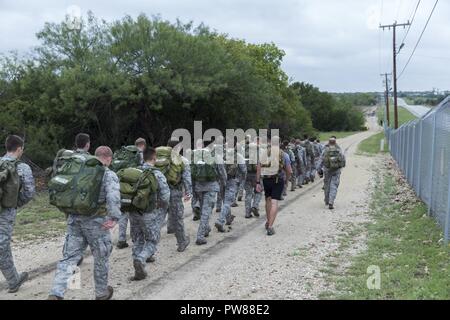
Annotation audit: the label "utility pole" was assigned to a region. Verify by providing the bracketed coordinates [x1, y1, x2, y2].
[380, 73, 391, 127]
[380, 21, 411, 129]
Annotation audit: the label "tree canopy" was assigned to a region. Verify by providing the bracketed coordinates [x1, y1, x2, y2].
[0, 13, 364, 167]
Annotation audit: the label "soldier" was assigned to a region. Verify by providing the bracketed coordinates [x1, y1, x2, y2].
[311, 137, 321, 179]
[258, 137, 292, 236]
[294, 139, 306, 188]
[48, 146, 121, 300]
[0, 135, 35, 293]
[191, 143, 227, 245]
[117, 137, 147, 250]
[215, 147, 246, 232]
[164, 140, 192, 252]
[129, 148, 170, 281]
[191, 139, 204, 221]
[302, 135, 315, 184]
[318, 136, 346, 210]
[242, 139, 263, 219]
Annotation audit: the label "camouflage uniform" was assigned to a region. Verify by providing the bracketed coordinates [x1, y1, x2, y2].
[216, 161, 246, 226]
[118, 150, 144, 244]
[166, 156, 192, 247]
[129, 164, 170, 264]
[243, 171, 262, 217]
[194, 164, 227, 242]
[216, 182, 225, 212]
[0, 156, 35, 290]
[318, 145, 346, 205]
[295, 145, 306, 186]
[312, 142, 321, 178]
[49, 168, 121, 299]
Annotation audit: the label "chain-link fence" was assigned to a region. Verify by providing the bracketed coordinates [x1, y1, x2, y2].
[385, 96, 450, 241]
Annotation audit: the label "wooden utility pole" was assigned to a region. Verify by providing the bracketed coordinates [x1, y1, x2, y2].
[380, 73, 391, 127]
[380, 21, 411, 129]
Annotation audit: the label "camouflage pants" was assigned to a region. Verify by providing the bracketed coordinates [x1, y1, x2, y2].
[311, 157, 320, 177]
[0, 209, 20, 289]
[237, 176, 246, 199]
[290, 166, 298, 189]
[195, 191, 217, 241]
[309, 158, 316, 180]
[324, 169, 341, 205]
[244, 176, 263, 215]
[191, 190, 200, 211]
[129, 209, 166, 264]
[217, 179, 238, 226]
[216, 183, 225, 212]
[118, 213, 129, 243]
[50, 215, 113, 298]
[167, 188, 188, 246]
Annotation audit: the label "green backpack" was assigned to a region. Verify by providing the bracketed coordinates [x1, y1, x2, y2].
[117, 167, 158, 213]
[111, 146, 141, 172]
[155, 147, 185, 187]
[191, 149, 218, 183]
[51, 149, 75, 177]
[245, 143, 258, 174]
[324, 146, 345, 170]
[48, 154, 105, 216]
[0, 159, 20, 211]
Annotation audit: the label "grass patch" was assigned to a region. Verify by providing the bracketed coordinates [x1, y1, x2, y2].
[14, 192, 66, 241]
[326, 167, 450, 300]
[378, 104, 417, 128]
[357, 132, 388, 155]
[318, 131, 360, 142]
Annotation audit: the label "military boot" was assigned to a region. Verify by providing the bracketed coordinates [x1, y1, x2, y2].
[215, 222, 226, 233]
[177, 237, 190, 252]
[131, 260, 147, 281]
[96, 286, 114, 300]
[8, 272, 29, 294]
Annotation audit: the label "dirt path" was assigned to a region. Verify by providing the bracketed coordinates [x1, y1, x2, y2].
[0, 116, 381, 300]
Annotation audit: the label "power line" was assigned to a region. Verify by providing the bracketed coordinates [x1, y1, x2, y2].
[400, 0, 421, 46]
[397, 0, 439, 80]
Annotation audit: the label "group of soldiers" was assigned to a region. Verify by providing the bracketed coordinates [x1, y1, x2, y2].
[0, 132, 345, 300]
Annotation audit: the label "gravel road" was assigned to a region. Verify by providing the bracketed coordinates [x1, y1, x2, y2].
[0, 116, 381, 300]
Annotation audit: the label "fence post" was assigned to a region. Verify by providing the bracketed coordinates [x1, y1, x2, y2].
[444, 169, 450, 243]
[428, 113, 438, 216]
[411, 124, 415, 185]
[417, 121, 423, 198]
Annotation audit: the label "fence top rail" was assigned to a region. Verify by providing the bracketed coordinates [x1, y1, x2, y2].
[421, 95, 450, 120]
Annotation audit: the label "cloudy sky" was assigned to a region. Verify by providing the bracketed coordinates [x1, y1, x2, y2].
[0, 0, 448, 92]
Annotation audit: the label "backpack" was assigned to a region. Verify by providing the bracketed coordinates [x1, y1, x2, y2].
[245, 143, 258, 174]
[225, 148, 238, 178]
[324, 146, 345, 170]
[191, 149, 218, 182]
[0, 159, 20, 211]
[48, 154, 105, 216]
[117, 167, 158, 213]
[154, 147, 185, 187]
[111, 146, 141, 172]
[51, 149, 75, 177]
[260, 146, 285, 177]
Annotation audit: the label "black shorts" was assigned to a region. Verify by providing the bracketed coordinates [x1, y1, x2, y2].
[263, 177, 285, 201]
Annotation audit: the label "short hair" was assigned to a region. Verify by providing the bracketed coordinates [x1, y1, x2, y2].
[95, 146, 113, 158]
[143, 147, 157, 161]
[331, 136, 337, 139]
[282, 140, 289, 147]
[75, 133, 90, 149]
[135, 137, 146, 147]
[5, 135, 24, 152]
[167, 139, 179, 148]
